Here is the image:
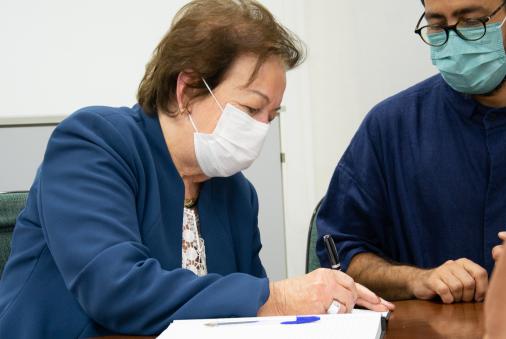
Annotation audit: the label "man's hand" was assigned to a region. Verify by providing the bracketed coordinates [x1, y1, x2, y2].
[409, 258, 488, 303]
[491, 232, 506, 262]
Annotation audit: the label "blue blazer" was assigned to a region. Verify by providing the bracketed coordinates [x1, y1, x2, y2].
[0, 105, 269, 338]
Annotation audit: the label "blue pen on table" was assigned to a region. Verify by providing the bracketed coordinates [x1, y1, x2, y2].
[281, 316, 320, 325]
[323, 234, 341, 271]
[205, 316, 320, 327]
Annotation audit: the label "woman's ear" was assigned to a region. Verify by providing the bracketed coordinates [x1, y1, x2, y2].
[176, 71, 194, 113]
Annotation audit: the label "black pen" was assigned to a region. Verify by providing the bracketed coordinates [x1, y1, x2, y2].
[323, 234, 341, 271]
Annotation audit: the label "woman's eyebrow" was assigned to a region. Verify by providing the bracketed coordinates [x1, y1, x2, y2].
[245, 88, 271, 104]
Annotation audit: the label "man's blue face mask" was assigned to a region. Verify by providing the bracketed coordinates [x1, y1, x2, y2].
[430, 16, 506, 95]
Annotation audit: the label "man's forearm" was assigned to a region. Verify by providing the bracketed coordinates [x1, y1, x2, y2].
[346, 252, 424, 300]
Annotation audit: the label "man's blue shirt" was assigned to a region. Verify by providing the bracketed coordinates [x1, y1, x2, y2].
[317, 75, 506, 274]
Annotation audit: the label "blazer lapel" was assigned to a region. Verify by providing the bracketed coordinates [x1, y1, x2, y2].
[198, 179, 237, 275]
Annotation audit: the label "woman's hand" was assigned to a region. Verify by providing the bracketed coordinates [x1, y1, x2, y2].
[257, 268, 394, 316]
[355, 282, 395, 311]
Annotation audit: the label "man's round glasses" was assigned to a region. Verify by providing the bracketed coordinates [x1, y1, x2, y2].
[414, 2, 505, 47]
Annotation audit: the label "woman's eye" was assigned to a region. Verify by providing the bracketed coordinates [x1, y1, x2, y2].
[243, 105, 260, 114]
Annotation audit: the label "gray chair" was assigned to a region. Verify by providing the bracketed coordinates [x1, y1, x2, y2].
[305, 198, 323, 273]
[0, 191, 28, 276]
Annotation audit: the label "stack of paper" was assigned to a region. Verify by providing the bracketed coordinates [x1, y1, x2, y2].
[158, 311, 386, 339]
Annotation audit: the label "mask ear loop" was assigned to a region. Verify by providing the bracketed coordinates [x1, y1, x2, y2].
[202, 78, 224, 111]
[500, 15, 506, 28]
[188, 111, 199, 133]
[188, 78, 224, 133]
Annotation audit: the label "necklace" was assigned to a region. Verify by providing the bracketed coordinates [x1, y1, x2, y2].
[184, 198, 198, 208]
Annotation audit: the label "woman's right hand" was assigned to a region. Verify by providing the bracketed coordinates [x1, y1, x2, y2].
[257, 268, 394, 316]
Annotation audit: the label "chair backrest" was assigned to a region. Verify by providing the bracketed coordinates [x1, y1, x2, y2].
[0, 191, 29, 276]
[305, 198, 324, 273]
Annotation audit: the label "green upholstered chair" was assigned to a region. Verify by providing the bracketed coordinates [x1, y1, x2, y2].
[305, 198, 324, 273]
[0, 191, 29, 277]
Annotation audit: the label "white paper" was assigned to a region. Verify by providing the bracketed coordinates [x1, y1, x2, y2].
[352, 308, 390, 319]
[158, 313, 383, 339]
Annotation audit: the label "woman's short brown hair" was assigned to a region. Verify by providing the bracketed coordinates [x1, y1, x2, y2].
[137, 0, 305, 115]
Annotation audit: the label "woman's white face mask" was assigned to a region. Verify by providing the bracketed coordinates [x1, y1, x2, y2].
[188, 78, 270, 178]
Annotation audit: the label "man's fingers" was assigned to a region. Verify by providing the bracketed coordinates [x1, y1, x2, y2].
[448, 264, 475, 302]
[458, 259, 488, 302]
[440, 270, 464, 302]
[432, 278, 454, 304]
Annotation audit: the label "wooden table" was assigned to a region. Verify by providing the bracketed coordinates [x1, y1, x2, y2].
[94, 300, 484, 339]
[385, 300, 484, 339]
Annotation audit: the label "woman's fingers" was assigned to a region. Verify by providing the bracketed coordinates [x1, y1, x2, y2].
[332, 270, 358, 300]
[329, 289, 354, 313]
[326, 299, 346, 314]
[355, 283, 395, 311]
[355, 283, 380, 304]
[379, 297, 395, 310]
[356, 298, 390, 312]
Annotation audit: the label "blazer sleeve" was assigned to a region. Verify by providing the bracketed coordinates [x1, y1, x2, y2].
[38, 110, 270, 335]
[315, 111, 392, 272]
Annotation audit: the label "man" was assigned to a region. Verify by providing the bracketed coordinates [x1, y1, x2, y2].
[317, 0, 506, 304]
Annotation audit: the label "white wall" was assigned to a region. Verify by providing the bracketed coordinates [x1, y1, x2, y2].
[0, 0, 188, 117]
[271, 1, 316, 279]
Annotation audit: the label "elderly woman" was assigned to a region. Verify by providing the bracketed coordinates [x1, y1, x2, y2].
[0, 0, 393, 337]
